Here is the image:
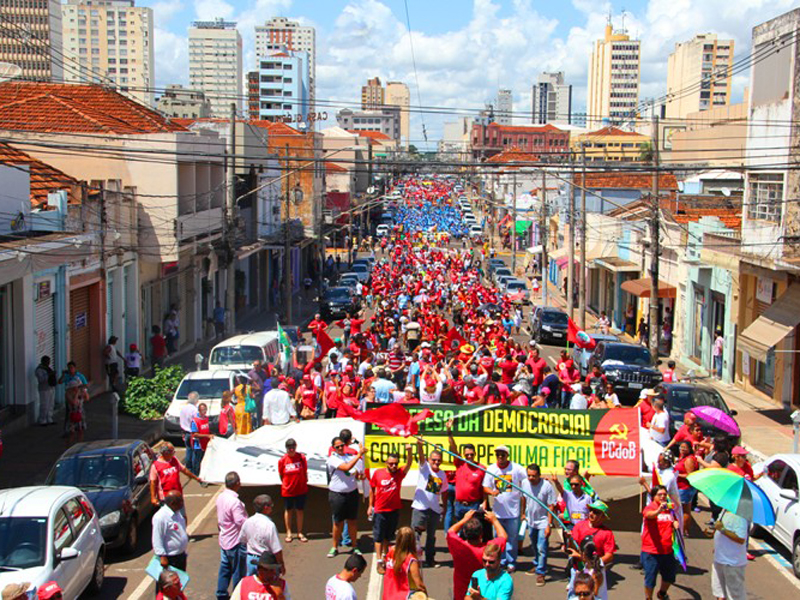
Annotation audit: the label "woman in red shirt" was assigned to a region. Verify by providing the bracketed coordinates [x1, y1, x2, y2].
[641, 485, 679, 600]
[674, 441, 698, 535]
[729, 446, 755, 480]
[278, 438, 309, 543]
[383, 527, 426, 599]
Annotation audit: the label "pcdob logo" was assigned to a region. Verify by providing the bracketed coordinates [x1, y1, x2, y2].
[593, 409, 639, 476]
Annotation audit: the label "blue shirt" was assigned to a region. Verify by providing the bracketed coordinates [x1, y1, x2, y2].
[371, 378, 397, 403]
[472, 568, 514, 600]
[214, 306, 225, 324]
[408, 362, 421, 388]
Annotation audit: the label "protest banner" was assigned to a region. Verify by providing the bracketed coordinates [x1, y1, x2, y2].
[364, 404, 641, 477]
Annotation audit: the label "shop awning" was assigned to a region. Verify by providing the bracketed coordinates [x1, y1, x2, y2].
[738, 285, 800, 361]
[526, 245, 543, 254]
[594, 257, 640, 273]
[515, 220, 532, 234]
[621, 277, 677, 299]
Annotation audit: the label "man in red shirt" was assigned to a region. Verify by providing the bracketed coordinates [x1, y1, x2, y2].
[150, 325, 167, 368]
[446, 509, 507, 600]
[368, 446, 413, 571]
[569, 499, 617, 566]
[307, 313, 328, 336]
[149, 443, 202, 507]
[277, 438, 309, 543]
[526, 346, 547, 388]
[462, 375, 484, 404]
[446, 419, 486, 522]
[498, 355, 518, 385]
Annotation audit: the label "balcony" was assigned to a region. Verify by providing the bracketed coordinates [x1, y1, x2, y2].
[176, 206, 224, 242]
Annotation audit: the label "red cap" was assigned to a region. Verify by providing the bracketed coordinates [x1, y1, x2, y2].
[129, 343, 138, 351]
[345, 364, 354, 372]
[278, 375, 286, 382]
[286, 377, 295, 387]
[38, 582, 62, 600]
[424, 377, 436, 388]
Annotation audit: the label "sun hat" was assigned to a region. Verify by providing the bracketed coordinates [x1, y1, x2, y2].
[495, 445, 510, 454]
[588, 499, 610, 517]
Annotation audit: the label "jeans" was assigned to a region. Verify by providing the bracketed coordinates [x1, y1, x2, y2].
[443, 494, 456, 532]
[452, 500, 482, 529]
[216, 544, 245, 600]
[190, 448, 205, 476]
[528, 525, 549, 575]
[560, 390, 572, 409]
[182, 433, 194, 474]
[496, 516, 520, 566]
[246, 553, 261, 576]
[411, 508, 440, 564]
[333, 518, 351, 547]
[714, 354, 723, 378]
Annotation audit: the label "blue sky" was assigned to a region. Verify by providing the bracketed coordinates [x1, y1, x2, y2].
[142, 0, 798, 147]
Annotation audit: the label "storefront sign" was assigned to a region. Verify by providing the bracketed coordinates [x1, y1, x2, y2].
[756, 277, 774, 304]
[74, 312, 87, 329]
[364, 404, 642, 477]
[36, 280, 51, 300]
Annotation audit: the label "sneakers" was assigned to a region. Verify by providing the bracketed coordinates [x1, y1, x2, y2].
[536, 575, 545, 587]
[376, 560, 386, 575]
[506, 565, 516, 574]
[327, 548, 338, 558]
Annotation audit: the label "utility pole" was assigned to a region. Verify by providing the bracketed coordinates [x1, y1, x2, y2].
[226, 103, 237, 334]
[649, 115, 660, 358]
[367, 142, 373, 238]
[541, 169, 548, 306]
[567, 152, 575, 319]
[579, 143, 587, 330]
[283, 143, 293, 325]
[511, 170, 518, 273]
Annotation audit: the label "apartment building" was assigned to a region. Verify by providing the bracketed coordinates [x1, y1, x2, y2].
[256, 17, 315, 110]
[586, 22, 640, 128]
[188, 19, 242, 117]
[495, 89, 513, 125]
[361, 76, 384, 109]
[385, 81, 410, 145]
[156, 84, 211, 119]
[254, 49, 310, 122]
[666, 33, 733, 119]
[532, 72, 572, 125]
[0, 0, 63, 82]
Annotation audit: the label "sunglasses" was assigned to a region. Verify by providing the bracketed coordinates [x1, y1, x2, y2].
[334, 445, 345, 450]
[386, 462, 399, 467]
[575, 592, 593, 598]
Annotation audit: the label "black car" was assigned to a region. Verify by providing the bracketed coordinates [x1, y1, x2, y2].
[656, 382, 739, 441]
[321, 286, 358, 319]
[531, 306, 569, 345]
[46, 440, 155, 553]
[586, 342, 663, 404]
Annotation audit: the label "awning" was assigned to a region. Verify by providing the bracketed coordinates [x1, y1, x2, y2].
[621, 277, 677, 299]
[548, 247, 567, 260]
[738, 285, 800, 361]
[556, 256, 578, 268]
[515, 220, 532, 234]
[526, 245, 543, 254]
[594, 257, 640, 273]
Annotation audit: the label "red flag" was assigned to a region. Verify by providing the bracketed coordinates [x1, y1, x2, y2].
[567, 317, 596, 350]
[445, 327, 467, 352]
[316, 328, 335, 359]
[346, 403, 433, 437]
[652, 462, 661, 487]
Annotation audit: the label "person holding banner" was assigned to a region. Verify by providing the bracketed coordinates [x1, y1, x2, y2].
[411, 438, 449, 568]
[326, 438, 366, 558]
[482, 445, 526, 572]
[446, 419, 487, 525]
[520, 463, 557, 586]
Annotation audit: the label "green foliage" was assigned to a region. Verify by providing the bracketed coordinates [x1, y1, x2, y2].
[120, 364, 186, 420]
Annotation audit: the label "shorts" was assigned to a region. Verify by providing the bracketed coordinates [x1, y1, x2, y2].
[284, 494, 307, 510]
[711, 562, 746, 600]
[641, 552, 677, 589]
[329, 489, 359, 523]
[372, 510, 400, 543]
[678, 487, 697, 505]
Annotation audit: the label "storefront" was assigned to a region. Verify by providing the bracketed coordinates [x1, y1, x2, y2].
[593, 257, 640, 332]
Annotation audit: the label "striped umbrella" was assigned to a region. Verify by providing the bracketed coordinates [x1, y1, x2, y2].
[687, 468, 775, 526]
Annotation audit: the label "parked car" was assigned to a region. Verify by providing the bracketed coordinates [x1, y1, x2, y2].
[322, 286, 359, 319]
[492, 267, 513, 286]
[586, 342, 663, 404]
[348, 263, 371, 283]
[376, 224, 391, 237]
[46, 440, 155, 553]
[469, 225, 483, 239]
[338, 273, 360, 290]
[504, 279, 530, 304]
[572, 333, 620, 375]
[163, 369, 240, 438]
[655, 382, 739, 440]
[0, 486, 105, 597]
[487, 259, 506, 274]
[530, 306, 569, 345]
[753, 454, 800, 577]
[208, 331, 285, 372]
[497, 274, 516, 291]
[352, 256, 375, 269]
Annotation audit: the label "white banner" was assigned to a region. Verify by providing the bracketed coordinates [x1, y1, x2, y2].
[199, 418, 366, 487]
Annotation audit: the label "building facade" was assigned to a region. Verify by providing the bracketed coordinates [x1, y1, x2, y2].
[188, 19, 242, 117]
[532, 72, 572, 125]
[385, 81, 410, 144]
[254, 49, 309, 122]
[0, 0, 63, 82]
[61, 0, 153, 106]
[255, 17, 315, 110]
[336, 107, 401, 143]
[666, 34, 733, 119]
[571, 126, 652, 163]
[586, 23, 640, 128]
[470, 122, 570, 160]
[361, 76, 384, 109]
[156, 84, 211, 119]
[495, 89, 513, 125]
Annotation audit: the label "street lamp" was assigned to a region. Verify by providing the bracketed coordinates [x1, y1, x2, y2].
[292, 184, 304, 205]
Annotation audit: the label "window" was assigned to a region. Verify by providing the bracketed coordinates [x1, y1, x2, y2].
[748, 173, 784, 222]
[52, 508, 74, 552]
[65, 498, 89, 536]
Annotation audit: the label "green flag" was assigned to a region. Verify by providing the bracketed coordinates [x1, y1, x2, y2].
[277, 323, 291, 364]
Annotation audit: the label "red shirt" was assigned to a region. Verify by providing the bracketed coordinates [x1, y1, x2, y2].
[571, 519, 617, 559]
[463, 385, 484, 404]
[453, 458, 485, 503]
[641, 500, 676, 555]
[150, 457, 183, 500]
[278, 453, 309, 497]
[639, 400, 655, 427]
[370, 468, 404, 512]
[446, 532, 506, 600]
[156, 592, 187, 600]
[218, 404, 235, 436]
[499, 358, 518, 384]
[526, 357, 547, 385]
[150, 334, 167, 359]
[349, 318, 365, 334]
[729, 462, 754, 480]
[479, 356, 495, 372]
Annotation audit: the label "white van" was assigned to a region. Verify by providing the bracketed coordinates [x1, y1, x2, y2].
[163, 369, 240, 437]
[208, 331, 287, 372]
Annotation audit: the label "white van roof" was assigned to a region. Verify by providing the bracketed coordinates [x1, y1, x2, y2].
[182, 369, 243, 381]
[212, 331, 280, 348]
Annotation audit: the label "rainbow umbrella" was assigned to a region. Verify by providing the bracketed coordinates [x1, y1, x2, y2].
[687, 468, 775, 526]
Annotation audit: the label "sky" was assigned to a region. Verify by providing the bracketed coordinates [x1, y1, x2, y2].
[142, 0, 800, 148]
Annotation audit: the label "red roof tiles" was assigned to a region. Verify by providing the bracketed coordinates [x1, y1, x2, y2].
[485, 146, 540, 165]
[325, 162, 348, 173]
[0, 82, 186, 135]
[346, 130, 392, 141]
[583, 126, 646, 137]
[0, 143, 81, 207]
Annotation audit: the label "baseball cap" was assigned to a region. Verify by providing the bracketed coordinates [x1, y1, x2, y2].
[732, 446, 748, 456]
[37, 582, 62, 600]
[571, 383, 583, 392]
[495, 445, 510, 454]
[588, 499, 610, 517]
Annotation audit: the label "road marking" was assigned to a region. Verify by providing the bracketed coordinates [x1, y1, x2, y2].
[751, 537, 800, 589]
[365, 549, 383, 600]
[549, 356, 558, 366]
[126, 486, 223, 600]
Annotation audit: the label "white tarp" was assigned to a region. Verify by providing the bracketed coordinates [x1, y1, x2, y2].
[200, 418, 366, 487]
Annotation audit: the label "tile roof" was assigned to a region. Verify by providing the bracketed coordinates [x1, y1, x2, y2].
[574, 172, 678, 190]
[581, 126, 646, 137]
[325, 162, 348, 173]
[250, 120, 303, 136]
[346, 130, 392, 141]
[0, 143, 81, 207]
[485, 146, 540, 165]
[0, 82, 186, 135]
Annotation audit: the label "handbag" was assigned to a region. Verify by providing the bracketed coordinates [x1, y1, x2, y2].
[244, 390, 257, 414]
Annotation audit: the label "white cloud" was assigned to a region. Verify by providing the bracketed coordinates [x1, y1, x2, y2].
[154, 27, 188, 87]
[194, 0, 236, 21]
[151, 0, 185, 24]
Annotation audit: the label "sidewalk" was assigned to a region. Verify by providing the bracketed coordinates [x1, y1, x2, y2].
[0, 292, 319, 489]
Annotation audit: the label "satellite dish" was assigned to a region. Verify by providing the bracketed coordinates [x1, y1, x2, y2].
[721, 187, 732, 197]
[0, 62, 22, 82]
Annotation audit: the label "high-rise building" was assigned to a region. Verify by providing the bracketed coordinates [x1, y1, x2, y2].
[532, 72, 572, 125]
[385, 81, 410, 145]
[156, 84, 211, 119]
[188, 19, 242, 117]
[337, 107, 401, 143]
[0, 0, 63, 82]
[586, 22, 640, 128]
[495, 89, 513, 125]
[61, 1, 153, 106]
[666, 33, 733, 119]
[361, 76, 384, 109]
[254, 49, 309, 122]
[255, 17, 315, 111]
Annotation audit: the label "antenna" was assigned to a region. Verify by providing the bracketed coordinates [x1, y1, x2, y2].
[0, 62, 22, 83]
[620, 9, 627, 34]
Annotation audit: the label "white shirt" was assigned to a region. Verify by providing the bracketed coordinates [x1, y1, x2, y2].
[325, 575, 358, 600]
[521, 478, 557, 528]
[569, 393, 588, 410]
[238, 512, 282, 556]
[714, 512, 749, 567]
[151, 505, 189, 557]
[419, 381, 443, 403]
[327, 452, 360, 493]
[649, 410, 671, 444]
[262, 389, 296, 425]
[604, 392, 620, 407]
[483, 462, 527, 519]
[178, 403, 199, 432]
[411, 461, 448, 513]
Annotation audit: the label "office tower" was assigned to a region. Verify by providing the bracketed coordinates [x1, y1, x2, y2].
[586, 22, 640, 128]
[495, 89, 512, 125]
[532, 72, 572, 124]
[189, 18, 242, 117]
[0, 0, 63, 82]
[666, 33, 733, 119]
